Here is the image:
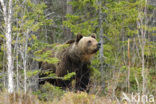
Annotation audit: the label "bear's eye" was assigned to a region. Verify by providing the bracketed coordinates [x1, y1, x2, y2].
[88, 40, 92, 45]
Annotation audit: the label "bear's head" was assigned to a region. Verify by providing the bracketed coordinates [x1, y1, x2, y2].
[75, 33, 101, 62]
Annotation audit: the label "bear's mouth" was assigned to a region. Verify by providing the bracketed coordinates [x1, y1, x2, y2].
[91, 48, 99, 54]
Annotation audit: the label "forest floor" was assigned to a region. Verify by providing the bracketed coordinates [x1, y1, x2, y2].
[0, 91, 118, 104]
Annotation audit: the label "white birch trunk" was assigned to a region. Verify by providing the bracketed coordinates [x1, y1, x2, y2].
[137, 0, 148, 97]
[14, 35, 19, 91]
[23, 53, 27, 93]
[7, 0, 13, 93]
[19, 30, 29, 93]
[16, 51, 19, 91]
[127, 38, 130, 92]
[0, 0, 14, 93]
[23, 31, 29, 94]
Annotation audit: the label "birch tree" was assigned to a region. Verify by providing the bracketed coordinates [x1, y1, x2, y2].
[137, 0, 148, 96]
[0, 0, 14, 93]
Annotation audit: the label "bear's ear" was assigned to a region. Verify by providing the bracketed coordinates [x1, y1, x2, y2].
[76, 34, 83, 42]
[65, 39, 75, 44]
[91, 33, 96, 39]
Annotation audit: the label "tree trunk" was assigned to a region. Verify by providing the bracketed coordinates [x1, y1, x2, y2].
[7, 0, 13, 93]
[0, 0, 14, 93]
[66, 0, 73, 14]
[127, 38, 130, 92]
[99, 0, 104, 88]
[23, 30, 29, 94]
[142, 0, 147, 96]
[137, 0, 148, 97]
[64, 0, 73, 40]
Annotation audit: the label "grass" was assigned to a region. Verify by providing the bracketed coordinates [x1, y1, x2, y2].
[0, 90, 116, 104]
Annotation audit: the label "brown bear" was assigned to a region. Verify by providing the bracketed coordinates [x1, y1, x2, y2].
[39, 33, 101, 91]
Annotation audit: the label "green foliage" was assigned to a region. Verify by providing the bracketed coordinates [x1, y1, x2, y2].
[62, 72, 76, 80]
[34, 82, 64, 101]
[63, 14, 97, 35]
[19, 69, 40, 81]
[33, 40, 70, 64]
[119, 66, 142, 91]
[0, 0, 155, 99]
[105, 1, 139, 38]
[35, 51, 60, 64]
[65, 0, 156, 95]
[39, 70, 57, 79]
[90, 66, 101, 82]
[90, 54, 101, 79]
[63, 0, 98, 35]
[26, 70, 40, 78]
[13, 0, 53, 43]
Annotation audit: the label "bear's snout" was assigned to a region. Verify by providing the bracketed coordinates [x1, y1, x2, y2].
[97, 43, 101, 49]
[90, 43, 101, 54]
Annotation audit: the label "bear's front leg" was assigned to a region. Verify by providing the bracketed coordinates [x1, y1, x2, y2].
[75, 64, 90, 91]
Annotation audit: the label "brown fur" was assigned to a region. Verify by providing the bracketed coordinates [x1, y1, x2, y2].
[65, 39, 75, 44]
[39, 33, 100, 91]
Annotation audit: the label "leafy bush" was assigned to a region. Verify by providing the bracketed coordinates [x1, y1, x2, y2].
[34, 82, 64, 101]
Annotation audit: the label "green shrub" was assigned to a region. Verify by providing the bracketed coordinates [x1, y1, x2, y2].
[34, 82, 64, 101]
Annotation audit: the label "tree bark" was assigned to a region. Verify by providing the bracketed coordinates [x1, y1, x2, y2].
[66, 0, 73, 14]
[64, 0, 73, 40]
[142, 0, 147, 96]
[99, 0, 104, 88]
[0, 0, 14, 93]
[127, 38, 130, 92]
[137, 0, 148, 97]
[23, 30, 29, 94]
